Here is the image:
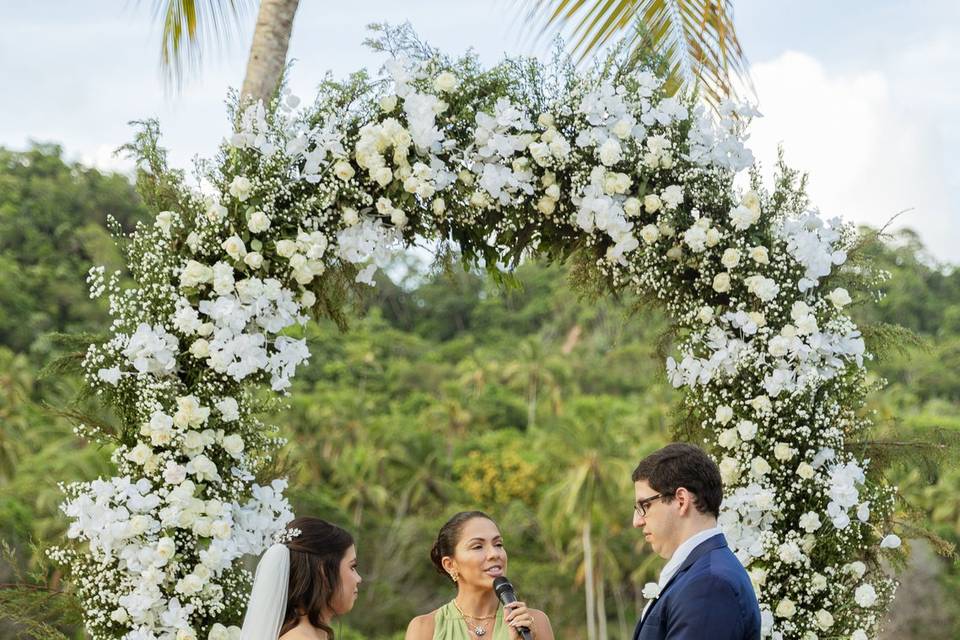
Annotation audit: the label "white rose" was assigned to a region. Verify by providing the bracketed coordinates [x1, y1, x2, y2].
[163, 462, 187, 484]
[827, 287, 852, 308]
[598, 138, 622, 166]
[742, 190, 761, 213]
[661, 185, 684, 209]
[209, 624, 231, 640]
[612, 118, 632, 138]
[854, 584, 878, 608]
[749, 395, 772, 414]
[176, 573, 205, 595]
[373, 167, 393, 186]
[229, 176, 253, 201]
[433, 71, 458, 93]
[301, 290, 317, 308]
[658, 222, 675, 237]
[110, 608, 130, 624]
[737, 420, 758, 441]
[748, 311, 766, 327]
[721, 248, 741, 269]
[222, 434, 245, 458]
[641, 582, 661, 599]
[536, 197, 556, 215]
[666, 245, 683, 261]
[622, 197, 641, 217]
[211, 520, 232, 540]
[773, 443, 794, 461]
[391, 208, 408, 229]
[749, 245, 769, 264]
[845, 561, 867, 579]
[180, 260, 214, 288]
[379, 95, 398, 112]
[810, 573, 828, 592]
[697, 306, 714, 323]
[705, 228, 721, 247]
[125, 443, 153, 466]
[190, 339, 210, 359]
[729, 204, 759, 230]
[775, 598, 796, 618]
[248, 210, 271, 234]
[243, 251, 264, 269]
[222, 235, 246, 261]
[643, 194, 662, 213]
[815, 609, 834, 630]
[334, 160, 355, 181]
[797, 462, 816, 479]
[206, 200, 228, 221]
[718, 428, 739, 449]
[537, 113, 555, 128]
[715, 405, 734, 424]
[156, 536, 176, 560]
[712, 272, 731, 293]
[749, 567, 767, 587]
[342, 207, 359, 226]
[799, 511, 822, 533]
[719, 457, 740, 484]
[750, 456, 770, 477]
[640, 224, 660, 245]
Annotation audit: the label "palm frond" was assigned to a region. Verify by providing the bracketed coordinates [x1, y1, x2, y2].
[142, 0, 254, 89]
[518, 0, 753, 111]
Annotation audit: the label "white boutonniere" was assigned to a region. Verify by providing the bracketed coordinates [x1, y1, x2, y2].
[642, 582, 662, 600]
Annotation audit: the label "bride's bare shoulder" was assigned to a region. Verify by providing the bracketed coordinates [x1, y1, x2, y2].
[405, 609, 438, 640]
[279, 626, 321, 640]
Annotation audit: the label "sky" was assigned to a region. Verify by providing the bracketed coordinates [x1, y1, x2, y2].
[1, 1, 958, 262]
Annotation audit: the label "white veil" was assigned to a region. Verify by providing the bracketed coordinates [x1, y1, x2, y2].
[241, 543, 290, 640]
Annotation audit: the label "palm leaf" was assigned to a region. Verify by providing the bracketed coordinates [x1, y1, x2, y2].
[518, 0, 753, 111]
[140, 0, 254, 88]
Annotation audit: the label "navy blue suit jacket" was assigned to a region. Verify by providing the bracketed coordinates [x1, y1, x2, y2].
[632, 534, 761, 640]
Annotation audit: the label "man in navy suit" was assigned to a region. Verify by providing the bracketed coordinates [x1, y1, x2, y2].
[632, 443, 761, 640]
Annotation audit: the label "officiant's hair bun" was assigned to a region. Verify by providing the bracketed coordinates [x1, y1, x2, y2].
[430, 511, 496, 578]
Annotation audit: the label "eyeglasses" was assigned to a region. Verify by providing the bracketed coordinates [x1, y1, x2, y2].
[634, 492, 674, 518]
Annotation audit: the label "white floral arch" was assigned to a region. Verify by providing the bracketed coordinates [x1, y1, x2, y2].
[53, 26, 901, 640]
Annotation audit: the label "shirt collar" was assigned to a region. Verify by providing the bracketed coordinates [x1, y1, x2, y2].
[657, 525, 723, 590]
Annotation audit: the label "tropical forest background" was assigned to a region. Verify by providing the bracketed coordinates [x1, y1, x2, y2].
[1, 143, 958, 638]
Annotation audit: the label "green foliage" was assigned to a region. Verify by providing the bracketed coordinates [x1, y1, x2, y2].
[0, 147, 959, 637]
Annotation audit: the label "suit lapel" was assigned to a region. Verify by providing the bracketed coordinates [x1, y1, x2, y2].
[632, 534, 728, 640]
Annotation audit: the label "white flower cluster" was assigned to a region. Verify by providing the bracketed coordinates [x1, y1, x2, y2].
[56, 32, 902, 640]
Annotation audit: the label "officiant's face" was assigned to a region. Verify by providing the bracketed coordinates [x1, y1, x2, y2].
[331, 544, 362, 615]
[447, 517, 508, 589]
[633, 480, 680, 559]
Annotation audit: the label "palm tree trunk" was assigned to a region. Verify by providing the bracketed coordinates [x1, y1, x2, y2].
[241, 0, 300, 105]
[583, 524, 597, 640]
[597, 566, 607, 640]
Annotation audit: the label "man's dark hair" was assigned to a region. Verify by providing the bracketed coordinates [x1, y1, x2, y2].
[632, 443, 723, 518]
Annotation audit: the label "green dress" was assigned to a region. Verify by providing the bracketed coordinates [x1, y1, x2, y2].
[432, 600, 510, 640]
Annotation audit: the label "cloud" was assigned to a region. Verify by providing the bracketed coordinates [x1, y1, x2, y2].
[744, 51, 956, 262]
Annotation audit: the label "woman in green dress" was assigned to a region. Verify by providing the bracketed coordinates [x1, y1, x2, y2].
[405, 511, 554, 640]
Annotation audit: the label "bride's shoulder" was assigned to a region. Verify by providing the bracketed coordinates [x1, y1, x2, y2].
[404, 609, 438, 640]
[279, 626, 322, 640]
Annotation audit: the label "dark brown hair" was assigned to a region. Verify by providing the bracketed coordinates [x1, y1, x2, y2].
[279, 517, 355, 637]
[429, 511, 495, 580]
[632, 443, 723, 518]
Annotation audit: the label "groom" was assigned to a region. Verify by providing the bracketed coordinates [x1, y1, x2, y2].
[631, 443, 760, 640]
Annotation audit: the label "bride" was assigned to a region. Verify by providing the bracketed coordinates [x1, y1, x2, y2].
[241, 517, 362, 639]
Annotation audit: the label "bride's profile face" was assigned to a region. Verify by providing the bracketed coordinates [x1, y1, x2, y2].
[331, 544, 362, 615]
[447, 517, 508, 589]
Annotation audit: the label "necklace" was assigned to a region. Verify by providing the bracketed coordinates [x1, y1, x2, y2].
[452, 600, 497, 637]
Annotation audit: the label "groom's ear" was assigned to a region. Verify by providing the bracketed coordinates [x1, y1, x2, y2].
[675, 487, 693, 515]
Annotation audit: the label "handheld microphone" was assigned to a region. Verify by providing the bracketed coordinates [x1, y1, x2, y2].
[493, 576, 533, 640]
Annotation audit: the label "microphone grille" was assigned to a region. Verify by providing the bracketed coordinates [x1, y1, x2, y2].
[493, 576, 513, 594]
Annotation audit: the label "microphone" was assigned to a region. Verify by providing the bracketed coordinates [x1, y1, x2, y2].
[493, 576, 533, 640]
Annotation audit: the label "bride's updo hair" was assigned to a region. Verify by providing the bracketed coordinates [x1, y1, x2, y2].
[429, 510, 495, 580]
[280, 517, 354, 637]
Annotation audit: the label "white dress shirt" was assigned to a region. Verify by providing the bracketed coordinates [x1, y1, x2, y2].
[640, 526, 723, 621]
